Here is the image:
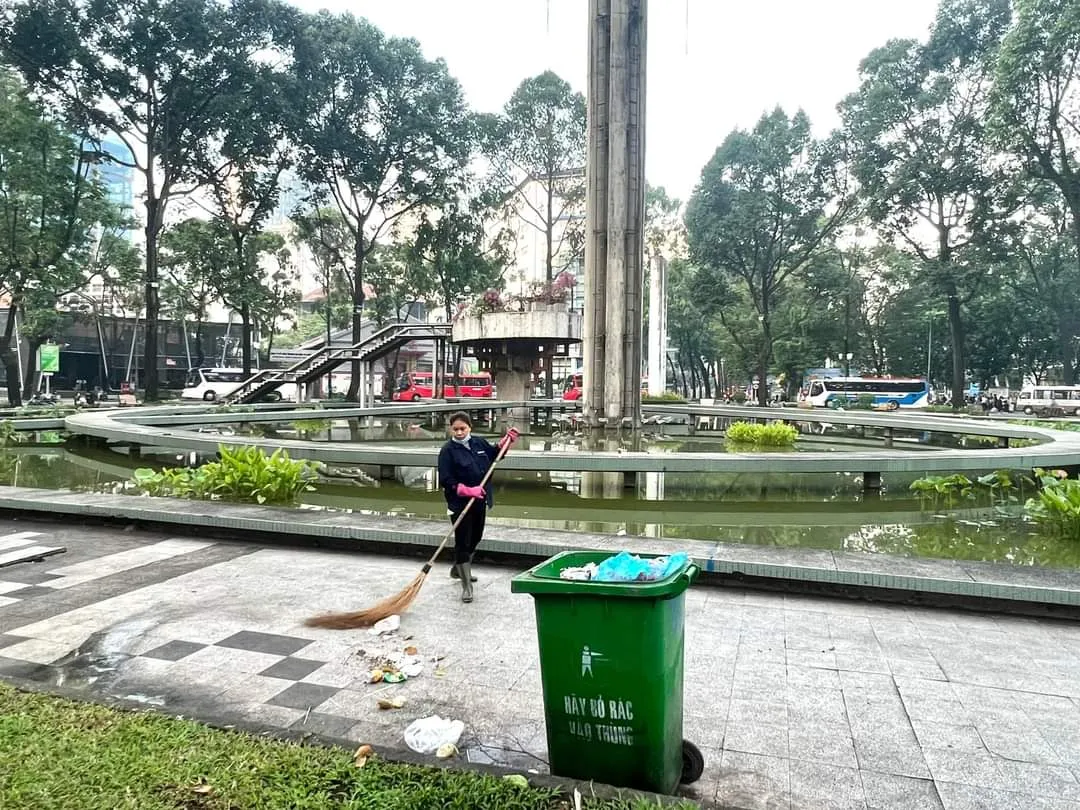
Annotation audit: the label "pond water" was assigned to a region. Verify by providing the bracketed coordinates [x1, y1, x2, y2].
[0, 429, 1071, 568]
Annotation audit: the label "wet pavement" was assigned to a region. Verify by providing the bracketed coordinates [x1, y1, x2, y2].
[3, 518, 1080, 809]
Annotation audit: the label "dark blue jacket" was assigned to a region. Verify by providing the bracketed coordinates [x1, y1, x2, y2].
[438, 435, 499, 513]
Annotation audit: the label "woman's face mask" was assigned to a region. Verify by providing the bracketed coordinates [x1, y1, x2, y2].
[450, 421, 471, 442]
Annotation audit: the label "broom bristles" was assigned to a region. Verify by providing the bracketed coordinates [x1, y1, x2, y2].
[304, 571, 427, 630]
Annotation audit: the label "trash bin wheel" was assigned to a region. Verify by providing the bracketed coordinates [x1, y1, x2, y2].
[681, 739, 704, 784]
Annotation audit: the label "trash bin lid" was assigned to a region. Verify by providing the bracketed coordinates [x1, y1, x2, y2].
[510, 550, 697, 598]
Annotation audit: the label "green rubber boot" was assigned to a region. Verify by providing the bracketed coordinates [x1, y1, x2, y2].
[450, 562, 477, 582]
[459, 563, 474, 603]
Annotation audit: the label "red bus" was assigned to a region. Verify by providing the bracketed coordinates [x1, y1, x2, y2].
[562, 372, 583, 401]
[392, 371, 494, 401]
[455, 372, 494, 398]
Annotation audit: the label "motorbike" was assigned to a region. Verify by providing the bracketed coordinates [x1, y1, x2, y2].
[27, 391, 61, 407]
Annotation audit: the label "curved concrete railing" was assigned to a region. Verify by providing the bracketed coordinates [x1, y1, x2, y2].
[62, 400, 1080, 475]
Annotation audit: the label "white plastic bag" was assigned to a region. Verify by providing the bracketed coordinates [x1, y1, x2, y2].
[368, 615, 400, 636]
[404, 715, 465, 754]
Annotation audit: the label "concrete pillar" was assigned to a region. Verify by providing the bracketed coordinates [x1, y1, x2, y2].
[583, 0, 647, 429]
[647, 253, 667, 396]
[493, 356, 532, 431]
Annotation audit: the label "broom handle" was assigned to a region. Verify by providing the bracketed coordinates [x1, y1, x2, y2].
[420, 432, 513, 573]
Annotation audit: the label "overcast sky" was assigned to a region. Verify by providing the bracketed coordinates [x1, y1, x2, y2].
[292, 0, 943, 201]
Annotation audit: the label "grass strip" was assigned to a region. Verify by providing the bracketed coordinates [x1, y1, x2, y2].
[0, 682, 693, 809]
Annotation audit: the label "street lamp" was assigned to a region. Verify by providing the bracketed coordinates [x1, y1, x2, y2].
[842, 352, 854, 377]
[67, 289, 111, 391]
[925, 310, 945, 386]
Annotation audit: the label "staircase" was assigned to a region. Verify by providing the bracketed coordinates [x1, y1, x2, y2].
[221, 323, 453, 405]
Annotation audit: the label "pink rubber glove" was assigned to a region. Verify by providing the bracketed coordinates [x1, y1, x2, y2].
[456, 483, 486, 499]
[498, 427, 521, 451]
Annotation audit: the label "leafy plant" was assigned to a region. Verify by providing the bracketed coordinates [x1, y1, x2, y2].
[725, 421, 798, 447]
[1025, 469, 1080, 540]
[854, 394, 876, 410]
[0, 420, 23, 447]
[642, 392, 685, 402]
[133, 445, 317, 504]
[909, 473, 975, 505]
[290, 418, 332, 434]
[911, 469, 1024, 507]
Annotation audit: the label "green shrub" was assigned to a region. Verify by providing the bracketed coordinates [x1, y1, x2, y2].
[290, 418, 333, 433]
[854, 394, 876, 410]
[1025, 468, 1080, 539]
[133, 445, 317, 505]
[725, 420, 798, 447]
[641, 391, 685, 402]
[0, 420, 22, 447]
[911, 469, 1022, 506]
[909, 473, 975, 505]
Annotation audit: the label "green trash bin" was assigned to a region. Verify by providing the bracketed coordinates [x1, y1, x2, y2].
[511, 550, 702, 794]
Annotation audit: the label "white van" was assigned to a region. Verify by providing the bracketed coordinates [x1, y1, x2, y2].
[1016, 385, 1080, 416]
[181, 367, 291, 403]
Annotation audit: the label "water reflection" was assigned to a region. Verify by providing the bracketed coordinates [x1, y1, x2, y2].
[0, 440, 1070, 569]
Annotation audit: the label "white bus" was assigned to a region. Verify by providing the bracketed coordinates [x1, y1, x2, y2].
[801, 377, 930, 410]
[181, 367, 291, 403]
[1017, 385, 1080, 416]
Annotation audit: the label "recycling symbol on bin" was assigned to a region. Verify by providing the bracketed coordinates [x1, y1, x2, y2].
[581, 646, 604, 677]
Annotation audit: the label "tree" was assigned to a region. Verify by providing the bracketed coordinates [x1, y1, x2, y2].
[997, 188, 1080, 383]
[486, 72, 587, 291]
[840, 0, 1012, 406]
[991, 0, 1080, 379]
[159, 220, 221, 368]
[0, 70, 113, 405]
[291, 206, 353, 350]
[685, 108, 855, 405]
[160, 217, 294, 370]
[290, 11, 473, 400]
[1, 0, 294, 399]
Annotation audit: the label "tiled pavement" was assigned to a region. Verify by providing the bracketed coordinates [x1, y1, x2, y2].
[5, 521, 1080, 808]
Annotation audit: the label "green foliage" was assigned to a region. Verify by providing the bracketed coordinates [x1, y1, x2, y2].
[725, 421, 799, 447]
[685, 108, 855, 406]
[290, 418, 332, 433]
[910, 469, 1022, 507]
[642, 392, 685, 402]
[854, 394, 876, 410]
[838, 2, 1011, 406]
[1010, 419, 1080, 433]
[0, 421, 22, 447]
[133, 445, 317, 505]
[0, 682, 691, 810]
[910, 474, 976, 505]
[1025, 469, 1080, 539]
[485, 71, 587, 282]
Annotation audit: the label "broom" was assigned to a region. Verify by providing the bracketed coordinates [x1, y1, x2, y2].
[304, 431, 514, 630]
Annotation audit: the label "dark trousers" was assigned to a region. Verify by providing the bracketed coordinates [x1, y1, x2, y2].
[451, 504, 486, 564]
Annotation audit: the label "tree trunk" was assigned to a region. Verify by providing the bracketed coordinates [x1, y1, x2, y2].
[544, 174, 555, 401]
[0, 302, 21, 407]
[1058, 319, 1076, 385]
[143, 196, 162, 400]
[346, 231, 367, 401]
[696, 356, 712, 399]
[241, 302, 252, 376]
[22, 336, 43, 399]
[947, 290, 965, 409]
[194, 320, 206, 368]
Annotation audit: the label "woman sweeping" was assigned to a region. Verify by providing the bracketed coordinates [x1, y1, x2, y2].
[437, 412, 518, 603]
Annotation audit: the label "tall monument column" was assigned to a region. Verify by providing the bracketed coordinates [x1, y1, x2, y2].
[582, 0, 647, 427]
[647, 252, 667, 396]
